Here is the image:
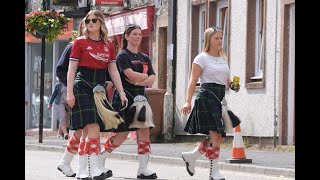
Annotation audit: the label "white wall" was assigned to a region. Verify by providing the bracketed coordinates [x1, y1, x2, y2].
[174, 0, 191, 134]
[222, 0, 281, 137]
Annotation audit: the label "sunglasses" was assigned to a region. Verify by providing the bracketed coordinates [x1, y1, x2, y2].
[85, 18, 99, 24]
[210, 26, 222, 31]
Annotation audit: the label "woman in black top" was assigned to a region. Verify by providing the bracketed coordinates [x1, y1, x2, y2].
[99, 24, 157, 179]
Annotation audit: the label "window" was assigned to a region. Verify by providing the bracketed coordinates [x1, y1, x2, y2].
[245, 0, 266, 88]
[216, 0, 229, 56]
[198, 5, 206, 53]
[254, 0, 264, 79]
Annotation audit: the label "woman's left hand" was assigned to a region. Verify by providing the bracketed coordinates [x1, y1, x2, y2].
[119, 94, 128, 107]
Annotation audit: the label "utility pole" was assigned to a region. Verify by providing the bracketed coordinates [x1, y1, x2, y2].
[39, 0, 50, 143]
[163, 0, 174, 142]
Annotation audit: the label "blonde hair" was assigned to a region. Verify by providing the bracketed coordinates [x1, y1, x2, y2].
[203, 27, 227, 61]
[82, 10, 109, 42]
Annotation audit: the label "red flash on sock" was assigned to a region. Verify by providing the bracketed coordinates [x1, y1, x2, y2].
[78, 138, 86, 156]
[84, 137, 100, 155]
[205, 146, 220, 159]
[66, 133, 80, 154]
[198, 139, 209, 154]
[103, 137, 119, 153]
[138, 140, 151, 154]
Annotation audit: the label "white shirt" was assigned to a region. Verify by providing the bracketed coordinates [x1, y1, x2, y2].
[193, 52, 230, 85]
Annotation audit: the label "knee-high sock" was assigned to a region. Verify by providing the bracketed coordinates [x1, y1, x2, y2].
[137, 140, 151, 155]
[66, 133, 80, 154]
[103, 137, 120, 153]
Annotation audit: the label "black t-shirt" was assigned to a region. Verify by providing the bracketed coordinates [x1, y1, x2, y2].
[56, 43, 72, 86]
[116, 49, 155, 89]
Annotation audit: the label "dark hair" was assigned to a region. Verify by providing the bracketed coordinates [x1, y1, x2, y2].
[121, 24, 142, 50]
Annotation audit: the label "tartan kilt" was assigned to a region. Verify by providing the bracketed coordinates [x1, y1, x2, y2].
[69, 67, 107, 131]
[105, 86, 146, 132]
[184, 83, 226, 137]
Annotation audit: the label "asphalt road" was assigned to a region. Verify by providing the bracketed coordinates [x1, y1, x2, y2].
[26, 150, 294, 180]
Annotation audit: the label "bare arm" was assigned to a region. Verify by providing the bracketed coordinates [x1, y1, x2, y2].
[181, 63, 202, 115]
[66, 61, 78, 108]
[226, 78, 232, 90]
[108, 63, 128, 105]
[123, 68, 148, 82]
[135, 74, 155, 87]
[186, 64, 202, 103]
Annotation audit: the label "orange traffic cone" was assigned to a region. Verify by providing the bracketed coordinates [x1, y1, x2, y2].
[226, 125, 252, 163]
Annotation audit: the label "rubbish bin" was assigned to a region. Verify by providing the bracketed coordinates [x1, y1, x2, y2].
[145, 88, 166, 143]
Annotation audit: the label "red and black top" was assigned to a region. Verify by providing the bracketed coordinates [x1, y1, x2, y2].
[70, 36, 116, 69]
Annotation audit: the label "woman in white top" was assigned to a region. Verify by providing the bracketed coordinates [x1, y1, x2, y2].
[180, 27, 239, 180]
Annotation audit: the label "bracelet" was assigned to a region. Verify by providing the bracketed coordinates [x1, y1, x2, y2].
[119, 92, 126, 96]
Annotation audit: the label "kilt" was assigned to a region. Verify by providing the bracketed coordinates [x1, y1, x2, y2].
[69, 66, 107, 131]
[105, 86, 146, 132]
[184, 83, 226, 137]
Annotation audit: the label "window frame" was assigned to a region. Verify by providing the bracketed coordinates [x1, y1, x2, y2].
[216, 0, 229, 56]
[198, 4, 206, 54]
[254, 0, 264, 79]
[245, 0, 266, 89]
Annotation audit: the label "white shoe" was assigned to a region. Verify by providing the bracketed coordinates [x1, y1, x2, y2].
[182, 152, 196, 176]
[57, 134, 63, 140]
[57, 151, 76, 177]
[209, 159, 225, 180]
[88, 154, 109, 180]
[75, 154, 90, 180]
[137, 154, 157, 179]
[98, 151, 113, 178]
[181, 144, 203, 176]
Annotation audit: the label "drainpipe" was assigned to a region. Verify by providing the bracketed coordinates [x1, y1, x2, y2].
[163, 0, 177, 142]
[273, 0, 279, 148]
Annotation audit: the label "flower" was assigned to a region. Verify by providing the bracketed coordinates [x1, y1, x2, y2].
[25, 10, 70, 43]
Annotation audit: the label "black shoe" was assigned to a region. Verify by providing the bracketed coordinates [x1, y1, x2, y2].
[92, 172, 109, 180]
[137, 173, 157, 179]
[105, 170, 113, 178]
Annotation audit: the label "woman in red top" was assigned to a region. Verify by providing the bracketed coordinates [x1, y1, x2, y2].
[66, 10, 127, 180]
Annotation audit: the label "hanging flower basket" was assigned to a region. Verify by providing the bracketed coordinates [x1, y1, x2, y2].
[30, 31, 43, 39]
[25, 10, 69, 43]
[36, 27, 49, 36]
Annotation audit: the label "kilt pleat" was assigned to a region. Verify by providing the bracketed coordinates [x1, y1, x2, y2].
[69, 67, 107, 131]
[184, 83, 226, 137]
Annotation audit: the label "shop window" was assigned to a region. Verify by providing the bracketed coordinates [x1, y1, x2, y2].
[30, 43, 53, 129]
[245, 0, 266, 89]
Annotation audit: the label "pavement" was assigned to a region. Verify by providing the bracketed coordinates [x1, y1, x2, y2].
[25, 133, 295, 178]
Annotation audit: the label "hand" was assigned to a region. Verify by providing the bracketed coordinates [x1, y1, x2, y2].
[180, 102, 191, 116]
[119, 93, 128, 108]
[66, 93, 75, 108]
[47, 104, 52, 109]
[229, 82, 240, 92]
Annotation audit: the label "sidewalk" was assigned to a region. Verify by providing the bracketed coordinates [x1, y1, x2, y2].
[25, 134, 295, 178]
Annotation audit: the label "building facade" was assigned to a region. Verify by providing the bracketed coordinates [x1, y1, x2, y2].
[25, 0, 167, 133]
[173, 0, 295, 145]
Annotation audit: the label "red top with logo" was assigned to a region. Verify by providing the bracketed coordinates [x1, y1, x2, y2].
[70, 36, 116, 69]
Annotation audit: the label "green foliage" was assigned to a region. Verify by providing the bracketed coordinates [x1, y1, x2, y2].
[25, 10, 69, 43]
